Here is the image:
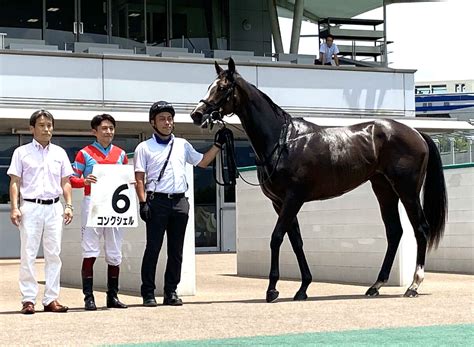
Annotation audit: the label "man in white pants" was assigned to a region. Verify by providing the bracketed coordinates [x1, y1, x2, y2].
[8, 110, 74, 314]
[70, 114, 128, 310]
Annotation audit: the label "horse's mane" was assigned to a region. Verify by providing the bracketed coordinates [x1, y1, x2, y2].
[229, 71, 291, 122]
[253, 86, 291, 121]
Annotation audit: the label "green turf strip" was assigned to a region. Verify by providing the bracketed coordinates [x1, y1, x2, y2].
[115, 323, 473, 346]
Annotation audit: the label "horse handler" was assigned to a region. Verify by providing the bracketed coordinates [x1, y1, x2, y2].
[70, 114, 128, 310]
[8, 110, 74, 314]
[134, 101, 226, 306]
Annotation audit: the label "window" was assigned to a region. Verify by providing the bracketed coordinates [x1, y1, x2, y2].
[0, 0, 42, 40]
[111, 0, 148, 48]
[415, 86, 431, 94]
[171, 0, 229, 51]
[455, 83, 466, 93]
[0, 136, 20, 204]
[431, 85, 447, 94]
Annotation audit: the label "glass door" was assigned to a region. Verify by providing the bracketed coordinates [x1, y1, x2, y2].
[110, 0, 147, 49]
[44, 0, 76, 48]
[78, 0, 109, 43]
[217, 154, 236, 253]
[0, 1, 43, 40]
[218, 141, 255, 252]
[44, 0, 107, 47]
[191, 140, 219, 252]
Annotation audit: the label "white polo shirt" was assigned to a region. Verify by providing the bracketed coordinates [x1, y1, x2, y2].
[320, 42, 339, 64]
[7, 139, 74, 200]
[134, 135, 204, 194]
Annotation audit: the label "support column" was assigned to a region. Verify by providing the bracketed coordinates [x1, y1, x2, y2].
[267, 0, 284, 54]
[382, 0, 388, 66]
[289, 0, 305, 54]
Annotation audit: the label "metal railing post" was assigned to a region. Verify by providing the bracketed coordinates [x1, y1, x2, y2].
[449, 138, 456, 164]
[469, 139, 473, 163]
[0, 33, 6, 49]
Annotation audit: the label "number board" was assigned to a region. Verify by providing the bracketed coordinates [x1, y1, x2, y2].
[86, 164, 138, 228]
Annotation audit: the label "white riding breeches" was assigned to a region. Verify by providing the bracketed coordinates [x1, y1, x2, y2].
[81, 197, 124, 266]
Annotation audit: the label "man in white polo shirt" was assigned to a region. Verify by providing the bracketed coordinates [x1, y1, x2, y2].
[319, 34, 340, 66]
[134, 101, 226, 307]
[8, 110, 74, 314]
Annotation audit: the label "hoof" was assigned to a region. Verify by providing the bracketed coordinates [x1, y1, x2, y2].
[293, 290, 308, 301]
[404, 289, 418, 298]
[266, 289, 279, 303]
[365, 287, 380, 297]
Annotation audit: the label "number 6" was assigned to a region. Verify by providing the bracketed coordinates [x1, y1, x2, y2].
[112, 184, 131, 213]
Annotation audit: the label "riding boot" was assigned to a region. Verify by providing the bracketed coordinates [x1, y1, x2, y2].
[106, 265, 128, 309]
[82, 257, 97, 311]
[82, 277, 97, 311]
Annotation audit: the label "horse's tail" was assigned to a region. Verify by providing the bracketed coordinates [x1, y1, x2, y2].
[420, 132, 448, 250]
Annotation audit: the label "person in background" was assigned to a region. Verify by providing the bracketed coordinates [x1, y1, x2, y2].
[319, 34, 340, 66]
[70, 114, 128, 311]
[8, 110, 74, 314]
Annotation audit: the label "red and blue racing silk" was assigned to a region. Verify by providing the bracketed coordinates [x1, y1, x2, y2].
[70, 141, 128, 196]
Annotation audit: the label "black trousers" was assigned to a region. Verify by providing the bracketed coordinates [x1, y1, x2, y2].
[140, 195, 189, 298]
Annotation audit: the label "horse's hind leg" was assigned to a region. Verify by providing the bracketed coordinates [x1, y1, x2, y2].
[384, 164, 430, 297]
[287, 218, 312, 301]
[396, 192, 430, 297]
[366, 174, 403, 297]
[266, 198, 303, 303]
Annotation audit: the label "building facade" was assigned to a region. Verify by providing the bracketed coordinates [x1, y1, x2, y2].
[415, 80, 474, 122]
[0, 0, 271, 55]
[1, 1, 472, 259]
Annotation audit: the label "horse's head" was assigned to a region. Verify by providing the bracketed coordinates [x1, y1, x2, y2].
[191, 58, 240, 127]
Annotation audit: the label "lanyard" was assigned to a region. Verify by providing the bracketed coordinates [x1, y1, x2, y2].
[157, 140, 174, 183]
[147, 140, 174, 200]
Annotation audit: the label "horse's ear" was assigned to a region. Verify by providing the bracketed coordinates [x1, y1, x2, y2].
[214, 61, 223, 75]
[228, 58, 236, 74]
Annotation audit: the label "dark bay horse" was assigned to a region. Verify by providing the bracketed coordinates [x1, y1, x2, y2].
[191, 58, 447, 303]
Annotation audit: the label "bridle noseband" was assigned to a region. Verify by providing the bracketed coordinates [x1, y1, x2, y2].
[199, 79, 236, 125]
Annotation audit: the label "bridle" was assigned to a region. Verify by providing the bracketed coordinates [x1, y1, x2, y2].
[198, 75, 290, 188]
[199, 79, 236, 126]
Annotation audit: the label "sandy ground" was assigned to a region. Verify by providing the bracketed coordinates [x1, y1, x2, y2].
[0, 254, 472, 346]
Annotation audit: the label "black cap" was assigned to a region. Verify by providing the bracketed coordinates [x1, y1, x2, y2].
[149, 101, 175, 121]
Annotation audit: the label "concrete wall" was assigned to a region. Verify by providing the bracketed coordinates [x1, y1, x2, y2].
[236, 167, 473, 286]
[60, 163, 196, 296]
[426, 167, 474, 274]
[0, 205, 30, 258]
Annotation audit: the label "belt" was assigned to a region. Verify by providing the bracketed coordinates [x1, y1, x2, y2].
[147, 192, 185, 200]
[24, 197, 60, 205]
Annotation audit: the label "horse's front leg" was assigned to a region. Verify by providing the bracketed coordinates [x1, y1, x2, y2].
[266, 198, 303, 303]
[287, 218, 312, 300]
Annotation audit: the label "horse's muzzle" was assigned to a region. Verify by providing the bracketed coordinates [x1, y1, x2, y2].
[190, 111, 203, 126]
